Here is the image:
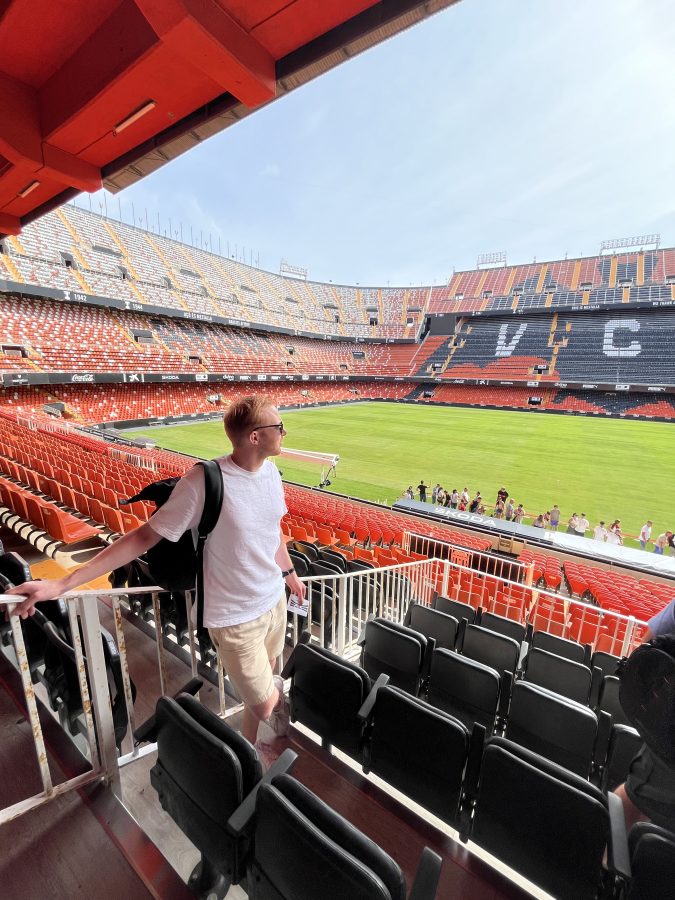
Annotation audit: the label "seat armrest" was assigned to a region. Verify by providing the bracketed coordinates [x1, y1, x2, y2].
[462, 722, 486, 807]
[497, 671, 513, 724]
[357, 673, 390, 722]
[227, 748, 298, 834]
[408, 847, 442, 900]
[593, 710, 612, 769]
[589, 666, 603, 708]
[606, 790, 631, 881]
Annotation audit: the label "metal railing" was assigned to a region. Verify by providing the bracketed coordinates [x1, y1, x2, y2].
[0, 554, 650, 827]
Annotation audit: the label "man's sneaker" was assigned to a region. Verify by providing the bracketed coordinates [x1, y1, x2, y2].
[254, 739, 279, 773]
[267, 674, 290, 736]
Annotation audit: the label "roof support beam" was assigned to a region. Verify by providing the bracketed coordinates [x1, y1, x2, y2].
[135, 0, 275, 107]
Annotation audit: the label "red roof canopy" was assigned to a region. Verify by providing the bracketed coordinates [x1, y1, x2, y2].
[0, 0, 457, 236]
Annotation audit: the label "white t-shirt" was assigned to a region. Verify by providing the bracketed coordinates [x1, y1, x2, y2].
[640, 524, 652, 542]
[605, 529, 621, 545]
[576, 517, 590, 534]
[149, 456, 287, 627]
[593, 525, 607, 542]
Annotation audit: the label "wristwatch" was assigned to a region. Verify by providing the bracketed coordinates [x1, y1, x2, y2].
[281, 567, 295, 578]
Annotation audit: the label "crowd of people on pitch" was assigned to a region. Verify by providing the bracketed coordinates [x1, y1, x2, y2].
[403, 482, 674, 554]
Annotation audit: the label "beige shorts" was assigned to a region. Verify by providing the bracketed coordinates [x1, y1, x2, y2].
[208, 595, 286, 707]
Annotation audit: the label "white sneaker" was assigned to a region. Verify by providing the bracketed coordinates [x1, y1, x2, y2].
[267, 674, 290, 736]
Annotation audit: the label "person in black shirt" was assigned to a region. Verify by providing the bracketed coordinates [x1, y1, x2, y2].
[497, 486, 508, 505]
[469, 492, 481, 513]
[417, 481, 427, 502]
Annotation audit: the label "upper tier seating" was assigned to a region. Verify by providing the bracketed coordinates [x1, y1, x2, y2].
[1, 207, 427, 339]
[429, 248, 675, 315]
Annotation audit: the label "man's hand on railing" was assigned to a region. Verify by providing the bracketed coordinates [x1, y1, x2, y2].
[6, 579, 67, 619]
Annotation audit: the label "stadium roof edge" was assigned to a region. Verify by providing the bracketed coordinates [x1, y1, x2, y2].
[0, 0, 460, 238]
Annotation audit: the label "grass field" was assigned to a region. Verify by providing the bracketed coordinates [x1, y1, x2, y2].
[127, 403, 675, 550]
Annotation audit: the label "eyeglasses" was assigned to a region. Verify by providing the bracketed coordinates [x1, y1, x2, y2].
[252, 421, 284, 434]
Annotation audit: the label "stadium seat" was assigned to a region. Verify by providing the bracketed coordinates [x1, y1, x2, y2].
[247, 774, 442, 900]
[626, 822, 675, 899]
[282, 641, 371, 760]
[531, 630, 589, 665]
[504, 681, 608, 779]
[467, 737, 626, 900]
[603, 724, 642, 792]
[426, 649, 504, 736]
[404, 602, 458, 651]
[459, 623, 520, 676]
[479, 610, 526, 644]
[358, 617, 431, 696]
[361, 681, 482, 827]
[433, 593, 476, 625]
[523, 647, 599, 706]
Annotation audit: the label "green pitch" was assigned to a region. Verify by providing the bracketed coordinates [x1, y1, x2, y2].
[127, 403, 675, 550]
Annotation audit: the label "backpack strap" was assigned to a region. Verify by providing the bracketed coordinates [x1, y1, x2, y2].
[194, 460, 224, 631]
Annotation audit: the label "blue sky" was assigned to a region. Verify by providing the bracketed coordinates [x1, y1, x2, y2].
[79, 0, 675, 286]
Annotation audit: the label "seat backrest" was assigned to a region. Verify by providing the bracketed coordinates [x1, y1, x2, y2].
[433, 593, 476, 624]
[525, 647, 592, 705]
[360, 618, 426, 695]
[250, 774, 406, 900]
[480, 611, 525, 644]
[406, 603, 458, 651]
[603, 723, 642, 792]
[366, 684, 470, 826]
[598, 675, 631, 726]
[628, 823, 675, 900]
[461, 624, 520, 675]
[287, 642, 370, 759]
[472, 737, 609, 900]
[318, 548, 348, 572]
[591, 650, 620, 678]
[505, 681, 598, 778]
[427, 649, 501, 735]
[151, 695, 261, 872]
[532, 630, 586, 664]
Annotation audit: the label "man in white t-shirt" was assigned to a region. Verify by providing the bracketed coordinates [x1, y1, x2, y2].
[574, 513, 590, 537]
[593, 521, 607, 542]
[639, 521, 653, 551]
[9, 395, 306, 749]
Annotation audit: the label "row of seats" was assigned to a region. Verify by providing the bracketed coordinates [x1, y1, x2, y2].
[0, 382, 414, 425]
[281, 634, 648, 899]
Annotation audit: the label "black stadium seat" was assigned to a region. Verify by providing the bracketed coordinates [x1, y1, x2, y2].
[404, 601, 458, 651]
[426, 648, 504, 736]
[359, 617, 432, 696]
[531, 629, 588, 665]
[150, 693, 296, 897]
[627, 822, 675, 900]
[603, 724, 643, 792]
[479, 610, 526, 644]
[433, 593, 476, 625]
[597, 675, 631, 726]
[523, 646, 599, 706]
[467, 737, 627, 900]
[282, 640, 371, 759]
[248, 774, 442, 900]
[459, 622, 520, 676]
[361, 682, 482, 827]
[504, 681, 609, 779]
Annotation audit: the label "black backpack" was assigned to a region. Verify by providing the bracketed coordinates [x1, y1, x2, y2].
[122, 460, 224, 628]
[618, 634, 675, 767]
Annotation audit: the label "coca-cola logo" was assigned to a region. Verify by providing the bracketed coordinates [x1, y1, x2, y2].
[71, 373, 95, 382]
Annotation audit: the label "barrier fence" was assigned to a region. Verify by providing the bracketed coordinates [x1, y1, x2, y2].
[0, 554, 650, 827]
